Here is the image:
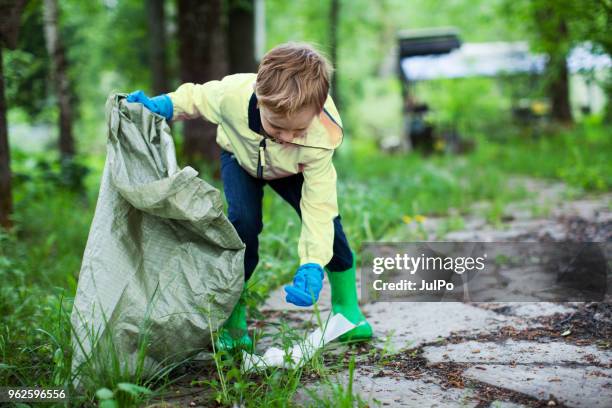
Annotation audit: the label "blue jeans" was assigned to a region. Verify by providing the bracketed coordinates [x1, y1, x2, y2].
[220, 149, 353, 281]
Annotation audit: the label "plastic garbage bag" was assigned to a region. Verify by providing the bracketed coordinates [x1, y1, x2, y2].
[70, 94, 245, 387]
[241, 313, 356, 372]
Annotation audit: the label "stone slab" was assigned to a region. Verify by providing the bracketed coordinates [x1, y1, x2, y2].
[488, 401, 529, 408]
[464, 364, 612, 408]
[363, 302, 523, 352]
[500, 302, 575, 318]
[423, 339, 612, 365]
[295, 366, 477, 408]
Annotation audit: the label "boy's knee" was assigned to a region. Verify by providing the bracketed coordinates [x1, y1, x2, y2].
[229, 211, 263, 242]
[327, 215, 353, 271]
[230, 215, 263, 237]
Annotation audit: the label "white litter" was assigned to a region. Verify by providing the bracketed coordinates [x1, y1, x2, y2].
[242, 313, 356, 372]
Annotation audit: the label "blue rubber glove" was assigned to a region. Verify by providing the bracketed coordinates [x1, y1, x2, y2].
[284, 263, 324, 306]
[126, 90, 173, 121]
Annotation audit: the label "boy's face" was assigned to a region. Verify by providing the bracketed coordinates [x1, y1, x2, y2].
[259, 105, 318, 144]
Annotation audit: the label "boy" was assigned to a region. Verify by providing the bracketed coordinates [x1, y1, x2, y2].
[127, 42, 372, 352]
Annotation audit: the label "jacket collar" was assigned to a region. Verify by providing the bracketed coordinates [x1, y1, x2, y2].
[247, 92, 343, 150]
[248, 92, 263, 134]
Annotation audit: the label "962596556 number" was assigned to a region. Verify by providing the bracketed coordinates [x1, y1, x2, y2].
[0, 387, 68, 402]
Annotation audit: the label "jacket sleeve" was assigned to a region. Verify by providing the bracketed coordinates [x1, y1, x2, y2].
[298, 150, 339, 266]
[167, 80, 225, 124]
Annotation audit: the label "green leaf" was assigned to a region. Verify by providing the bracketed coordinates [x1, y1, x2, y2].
[99, 400, 119, 408]
[226, 367, 241, 382]
[53, 348, 64, 364]
[117, 382, 152, 396]
[95, 388, 114, 400]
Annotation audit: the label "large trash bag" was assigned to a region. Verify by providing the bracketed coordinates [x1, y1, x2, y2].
[70, 94, 245, 387]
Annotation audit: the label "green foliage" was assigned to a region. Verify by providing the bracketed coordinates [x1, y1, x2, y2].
[5, 0, 50, 119]
[347, 77, 403, 142]
[415, 76, 515, 137]
[0, 151, 97, 396]
[500, 0, 612, 119]
[12, 150, 90, 193]
[200, 337, 309, 406]
[197, 291, 366, 407]
[502, 0, 611, 55]
[472, 121, 612, 192]
[0, 229, 74, 388]
[72, 311, 175, 408]
[100, 0, 151, 90]
[304, 355, 368, 407]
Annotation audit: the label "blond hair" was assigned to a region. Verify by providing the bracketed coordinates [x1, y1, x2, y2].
[255, 42, 333, 115]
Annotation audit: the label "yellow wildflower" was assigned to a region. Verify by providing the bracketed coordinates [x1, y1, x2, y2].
[414, 215, 426, 223]
[402, 215, 413, 224]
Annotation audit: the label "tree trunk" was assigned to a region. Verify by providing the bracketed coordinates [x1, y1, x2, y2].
[227, 0, 256, 74]
[534, 2, 573, 124]
[328, 0, 340, 108]
[0, 0, 27, 229]
[0, 47, 12, 228]
[547, 15, 573, 124]
[146, 0, 169, 94]
[43, 0, 75, 158]
[548, 50, 573, 124]
[0, 0, 27, 49]
[177, 0, 227, 165]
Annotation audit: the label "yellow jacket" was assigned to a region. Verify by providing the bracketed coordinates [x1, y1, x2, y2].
[168, 73, 344, 267]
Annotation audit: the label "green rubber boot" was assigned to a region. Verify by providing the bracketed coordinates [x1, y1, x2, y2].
[215, 283, 253, 353]
[326, 251, 373, 342]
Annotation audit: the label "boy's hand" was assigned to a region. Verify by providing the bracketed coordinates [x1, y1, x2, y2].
[126, 90, 174, 121]
[284, 263, 324, 306]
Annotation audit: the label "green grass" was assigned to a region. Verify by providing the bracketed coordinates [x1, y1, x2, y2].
[185, 300, 349, 407]
[1, 121, 610, 406]
[470, 121, 612, 192]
